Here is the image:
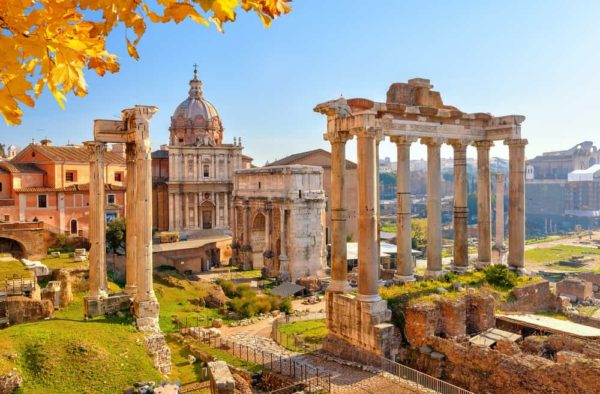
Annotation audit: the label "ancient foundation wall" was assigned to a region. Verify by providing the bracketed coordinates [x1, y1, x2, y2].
[0, 296, 53, 324]
[500, 280, 561, 313]
[400, 336, 600, 394]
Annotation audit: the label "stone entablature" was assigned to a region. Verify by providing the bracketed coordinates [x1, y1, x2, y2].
[232, 165, 326, 281]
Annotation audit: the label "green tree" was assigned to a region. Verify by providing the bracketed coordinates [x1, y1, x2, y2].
[106, 217, 126, 254]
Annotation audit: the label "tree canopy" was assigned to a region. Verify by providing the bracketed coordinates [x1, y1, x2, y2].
[0, 0, 292, 125]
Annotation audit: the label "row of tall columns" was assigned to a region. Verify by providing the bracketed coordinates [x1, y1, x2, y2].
[168, 191, 231, 230]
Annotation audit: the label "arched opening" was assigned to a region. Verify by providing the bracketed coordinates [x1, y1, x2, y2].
[70, 219, 78, 235]
[0, 237, 26, 259]
[251, 212, 266, 269]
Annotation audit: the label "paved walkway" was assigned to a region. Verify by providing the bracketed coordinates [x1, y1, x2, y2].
[226, 333, 428, 393]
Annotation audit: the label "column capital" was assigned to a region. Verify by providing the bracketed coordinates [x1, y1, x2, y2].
[448, 139, 470, 151]
[350, 126, 382, 139]
[495, 172, 506, 182]
[390, 136, 418, 146]
[84, 141, 106, 157]
[472, 140, 494, 150]
[420, 137, 444, 147]
[324, 130, 353, 144]
[504, 138, 528, 147]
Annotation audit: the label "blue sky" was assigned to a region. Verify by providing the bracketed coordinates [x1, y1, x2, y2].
[3, 1, 600, 164]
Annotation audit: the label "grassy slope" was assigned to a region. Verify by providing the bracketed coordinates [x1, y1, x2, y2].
[525, 245, 600, 264]
[0, 292, 162, 394]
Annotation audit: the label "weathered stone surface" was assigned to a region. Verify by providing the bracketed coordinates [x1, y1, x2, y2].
[556, 278, 593, 302]
[0, 373, 22, 394]
[495, 339, 521, 356]
[296, 276, 321, 294]
[208, 361, 234, 394]
[405, 302, 439, 347]
[500, 281, 561, 313]
[556, 350, 586, 364]
[144, 333, 172, 376]
[202, 284, 229, 309]
[465, 290, 496, 334]
[0, 296, 53, 324]
[56, 269, 74, 307]
[439, 298, 467, 338]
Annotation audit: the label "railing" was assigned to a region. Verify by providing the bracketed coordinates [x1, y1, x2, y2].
[176, 315, 216, 331]
[271, 312, 326, 353]
[0, 276, 36, 297]
[181, 327, 331, 393]
[378, 356, 472, 394]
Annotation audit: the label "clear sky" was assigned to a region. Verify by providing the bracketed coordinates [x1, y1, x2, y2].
[3, 1, 600, 165]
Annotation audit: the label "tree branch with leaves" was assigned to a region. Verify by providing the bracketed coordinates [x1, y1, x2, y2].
[0, 0, 292, 125]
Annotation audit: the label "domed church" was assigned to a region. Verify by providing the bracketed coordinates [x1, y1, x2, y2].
[152, 67, 253, 233]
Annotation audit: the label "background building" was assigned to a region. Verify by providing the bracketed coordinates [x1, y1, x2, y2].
[152, 69, 252, 234]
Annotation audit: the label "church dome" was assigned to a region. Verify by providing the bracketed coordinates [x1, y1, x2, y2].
[172, 68, 219, 121]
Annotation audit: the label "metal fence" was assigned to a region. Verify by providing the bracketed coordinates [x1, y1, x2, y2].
[176, 315, 216, 331]
[182, 327, 331, 393]
[271, 312, 326, 353]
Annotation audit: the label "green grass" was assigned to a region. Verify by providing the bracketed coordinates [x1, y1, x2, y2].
[0, 258, 32, 279]
[41, 254, 86, 270]
[154, 274, 226, 333]
[578, 306, 600, 317]
[0, 289, 162, 393]
[525, 235, 565, 245]
[277, 320, 328, 339]
[166, 336, 207, 386]
[188, 342, 263, 373]
[525, 245, 600, 264]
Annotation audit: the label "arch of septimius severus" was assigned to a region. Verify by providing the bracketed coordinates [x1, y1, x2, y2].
[315, 78, 527, 360]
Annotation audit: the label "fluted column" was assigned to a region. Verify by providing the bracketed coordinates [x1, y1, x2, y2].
[505, 138, 528, 273]
[85, 141, 108, 299]
[324, 130, 353, 292]
[391, 136, 417, 281]
[124, 142, 137, 296]
[450, 140, 469, 272]
[422, 138, 444, 279]
[474, 140, 494, 266]
[353, 127, 381, 302]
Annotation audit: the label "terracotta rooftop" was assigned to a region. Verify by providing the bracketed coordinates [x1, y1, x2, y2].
[0, 161, 44, 174]
[14, 183, 125, 193]
[266, 148, 357, 169]
[14, 144, 125, 165]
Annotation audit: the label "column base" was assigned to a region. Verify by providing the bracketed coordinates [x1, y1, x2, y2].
[124, 285, 137, 297]
[327, 279, 352, 293]
[393, 274, 416, 284]
[509, 266, 528, 276]
[424, 269, 443, 280]
[355, 293, 382, 302]
[450, 265, 470, 273]
[474, 261, 492, 269]
[134, 297, 161, 332]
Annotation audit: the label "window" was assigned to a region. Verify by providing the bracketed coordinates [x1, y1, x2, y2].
[258, 182, 261, 189]
[203, 164, 210, 178]
[38, 194, 47, 208]
[107, 194, 116, 204]
[0, 182, 2, 192]
[114, 172, 123, 182]
[70, 219, 78, 235]
[4, 215, 9, 222]
[65, 171, 76, 182]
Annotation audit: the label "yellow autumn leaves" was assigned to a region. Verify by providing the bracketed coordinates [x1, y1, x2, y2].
[0, 0, 292, 125]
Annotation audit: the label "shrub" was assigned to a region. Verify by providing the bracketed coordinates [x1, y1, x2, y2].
[484, 264, 517, 289]
[279, 298, 293, 314]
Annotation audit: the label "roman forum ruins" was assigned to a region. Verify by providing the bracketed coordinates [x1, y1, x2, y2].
[84, 105, 160, 331]
[315, 78, 527, 359]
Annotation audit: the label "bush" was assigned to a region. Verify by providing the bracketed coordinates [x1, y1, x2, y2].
[484, 264, 517, 289]
[279, 298, 293, 314]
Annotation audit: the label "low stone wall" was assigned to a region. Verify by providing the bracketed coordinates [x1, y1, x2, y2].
[0, 296, 53, 325]
[0, 372, 22, 394]
[566, 313, 600, 329]
[144, 333, 172, 376]
[500, 280, 561, 313]
[556, 278, 593, 302]
[400, 336, 600, 394]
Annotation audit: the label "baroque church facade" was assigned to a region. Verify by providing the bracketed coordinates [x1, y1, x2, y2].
[152, 69, 252, 233]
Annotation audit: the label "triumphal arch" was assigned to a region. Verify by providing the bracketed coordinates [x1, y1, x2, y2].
[84, 105, 160, 331]
[315, 78, 527, 361]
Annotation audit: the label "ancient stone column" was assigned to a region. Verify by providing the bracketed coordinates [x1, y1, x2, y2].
[242, 201, 250, 246]
[505, 138, 528, 273]
[391, 136, 417, 282]
[194, 193, 199, 228]
[495, 173, 505, 249]
[85, 141, 108, 299]
[124, 142, 137, 296]
[474, 140, 494, 266]
[183, 193, 189, 229]
[265, 202, 272, 251]
[450, 140, 469, 272]
[168, 193, 174, 231]
[324, 130, 352, 292]
[422, 138, 443, 279]
[354, 127, 381, 302]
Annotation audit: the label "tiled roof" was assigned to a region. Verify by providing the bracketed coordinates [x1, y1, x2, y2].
[26, 145, 125, 164]
[267, 148, 357, 169]
[14, 183, 125, 193]
[0, 161, 44, 174]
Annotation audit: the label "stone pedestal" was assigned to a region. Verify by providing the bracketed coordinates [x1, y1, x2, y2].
[324, 292, 399, 363]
